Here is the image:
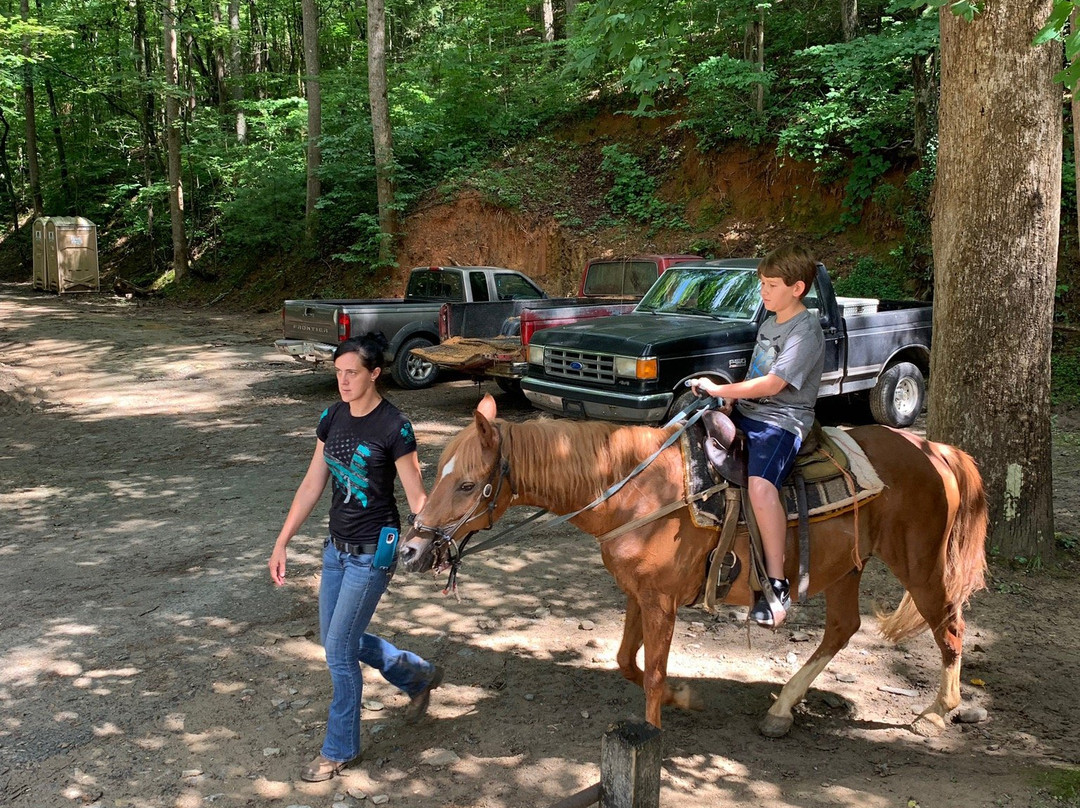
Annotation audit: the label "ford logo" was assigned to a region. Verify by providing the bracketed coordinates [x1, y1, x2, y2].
[570, 361, 583, 370]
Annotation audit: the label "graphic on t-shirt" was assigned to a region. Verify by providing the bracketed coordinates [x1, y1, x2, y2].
[747, 337, 777, 380]
[400, 422, 415, 447]
[325, 442, 372, 506]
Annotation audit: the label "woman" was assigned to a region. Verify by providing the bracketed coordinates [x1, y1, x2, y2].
[268, 332, 443, 783]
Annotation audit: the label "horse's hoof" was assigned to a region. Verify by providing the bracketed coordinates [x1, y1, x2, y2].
[670, 683, 704, 712]
[910, 712, 947, 737]
[759, 713, 793, 738]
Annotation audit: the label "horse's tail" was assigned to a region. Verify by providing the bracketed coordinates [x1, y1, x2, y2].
[879, 442, 989, 644]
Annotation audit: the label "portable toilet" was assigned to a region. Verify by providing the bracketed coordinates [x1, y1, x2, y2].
[32, 216, 51, 290]
[44, 217, 99, 293]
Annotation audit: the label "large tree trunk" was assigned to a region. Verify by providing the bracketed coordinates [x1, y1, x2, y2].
[840, 0, 859, 42]
[163, 0, 189, 280]
[228, 0, 247, 143]
[930, 0, 1059, 561]
[301, 0, 320, 238]
[565, 0, 578, 37]
[20, 0, 43, 219]
[367, 0, 396, 263]
[542, 0, 555, 42]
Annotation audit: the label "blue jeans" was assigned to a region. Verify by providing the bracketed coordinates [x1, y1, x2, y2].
[319, 539, 436, 762]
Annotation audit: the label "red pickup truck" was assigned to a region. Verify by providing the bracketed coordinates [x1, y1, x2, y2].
[411, 255, 700, 392]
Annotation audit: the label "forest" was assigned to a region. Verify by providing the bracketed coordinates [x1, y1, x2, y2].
[0, 1, 976, 288]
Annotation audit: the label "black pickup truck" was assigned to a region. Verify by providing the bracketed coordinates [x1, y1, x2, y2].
[520, 259, 933, 428]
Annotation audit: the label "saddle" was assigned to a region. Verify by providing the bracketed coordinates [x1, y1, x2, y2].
[701, 409, 849, 489]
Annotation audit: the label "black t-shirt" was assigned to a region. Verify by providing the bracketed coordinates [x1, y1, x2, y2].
[316, 398, 417, 542]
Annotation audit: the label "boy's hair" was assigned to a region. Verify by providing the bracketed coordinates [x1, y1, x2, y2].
[758, 245, 817, 299]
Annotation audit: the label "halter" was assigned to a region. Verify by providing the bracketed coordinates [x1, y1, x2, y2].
[412, 426, 516, 593]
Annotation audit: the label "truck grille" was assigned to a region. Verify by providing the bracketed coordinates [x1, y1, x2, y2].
[544, 349, 616, 383]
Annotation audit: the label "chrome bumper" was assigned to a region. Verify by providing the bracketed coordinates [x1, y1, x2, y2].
[274, 338, 336, 362]
[521, 376, 672, 423]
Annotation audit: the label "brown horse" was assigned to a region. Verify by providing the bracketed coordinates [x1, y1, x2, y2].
[401, 395, 987, 736]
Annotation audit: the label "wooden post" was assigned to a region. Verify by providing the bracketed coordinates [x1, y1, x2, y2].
[600, 720, 662, 808]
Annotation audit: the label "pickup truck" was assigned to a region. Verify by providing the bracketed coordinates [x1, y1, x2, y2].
[520, 258, 933, 428]
[274, 265, 545, 389]
[410, 255, 700, 392]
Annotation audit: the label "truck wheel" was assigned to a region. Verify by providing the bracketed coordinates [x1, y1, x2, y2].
[668, 390, 704, 421]
[495, 377, 523, 396]
[392, 337, 440, 390]
[869, 362, 925, 428]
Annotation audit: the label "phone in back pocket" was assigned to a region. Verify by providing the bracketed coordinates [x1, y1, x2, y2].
[373, 526, 399, 570]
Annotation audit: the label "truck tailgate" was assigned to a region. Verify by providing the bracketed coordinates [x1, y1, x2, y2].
[281, 300, 341, 343]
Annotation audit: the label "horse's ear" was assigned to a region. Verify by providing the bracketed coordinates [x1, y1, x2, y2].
[476, 393, 497, 422]
[474, 394, 499, 451]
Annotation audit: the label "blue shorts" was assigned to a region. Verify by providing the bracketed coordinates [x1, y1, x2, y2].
[731, 411, 801, 489]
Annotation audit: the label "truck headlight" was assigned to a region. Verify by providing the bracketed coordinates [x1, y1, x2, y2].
[527, 344, 545, 365]
[614, 356, 658, 380]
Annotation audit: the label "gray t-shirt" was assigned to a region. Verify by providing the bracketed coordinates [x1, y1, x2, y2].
[736, 308, 825, 441]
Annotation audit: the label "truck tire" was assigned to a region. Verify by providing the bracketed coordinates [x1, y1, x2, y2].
[495, 377, 523, 396]
[392, 337, 440, 390]
[869, 362, 924, 428]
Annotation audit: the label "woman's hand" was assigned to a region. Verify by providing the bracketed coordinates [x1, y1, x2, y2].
[269, 544, 288, 586]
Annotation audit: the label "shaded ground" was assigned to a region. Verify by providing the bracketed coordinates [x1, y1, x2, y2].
[2, 282, 1079, 808]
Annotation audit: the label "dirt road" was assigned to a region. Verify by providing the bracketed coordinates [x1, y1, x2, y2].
[2, 282, 1079, 808]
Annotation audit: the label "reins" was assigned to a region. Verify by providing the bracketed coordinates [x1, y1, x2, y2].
[417, 395, 721, 592]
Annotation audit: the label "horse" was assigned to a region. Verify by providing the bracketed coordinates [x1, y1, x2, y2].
[401, 394, 988, 736]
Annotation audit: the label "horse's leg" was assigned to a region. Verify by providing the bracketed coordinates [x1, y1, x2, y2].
[616, 593, 701, 727]
[901, 585, 965, 735]
[761, 569, 863, 737]
[615, 595, 646, 690]
[636, 593, 676, 728]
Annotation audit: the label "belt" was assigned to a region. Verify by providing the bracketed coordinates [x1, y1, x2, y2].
[331, 537, 378, 555]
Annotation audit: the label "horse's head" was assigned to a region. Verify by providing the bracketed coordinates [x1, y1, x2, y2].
[401, 394, 516, 573]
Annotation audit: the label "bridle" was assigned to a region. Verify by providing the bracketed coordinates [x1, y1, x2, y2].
[411, 426, 516, 592]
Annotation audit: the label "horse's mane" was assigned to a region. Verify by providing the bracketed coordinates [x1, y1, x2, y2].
[440, 416, 674, 512]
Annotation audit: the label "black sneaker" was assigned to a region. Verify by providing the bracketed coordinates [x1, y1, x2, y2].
[749, 578, 791, 628]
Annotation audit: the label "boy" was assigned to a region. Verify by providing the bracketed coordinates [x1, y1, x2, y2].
[689, 245, 825, 627]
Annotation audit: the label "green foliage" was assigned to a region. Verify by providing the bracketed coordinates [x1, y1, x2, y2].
[684, 55, 774, 146]
[833, 256, 909, 298]
[777, 17, 938, 218]
[1052, 343, 1080, 405]
[600, 144, 686, 232]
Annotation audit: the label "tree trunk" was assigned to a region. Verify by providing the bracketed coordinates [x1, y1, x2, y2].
[368, 0, 396, 263]
[210, 0, 227, 109]
[755, 7, 765, 115]
[1072, 9, 1080, 259]
[542, 0, 555, 42]
[565, 0, 578, 37]
[840, 0, 859, 42]
[228, 0, 247, 143]
[20, 0, 43, 219]
[912, 50, 936, 158]
[163, 0, 189, 280]
[249, 0, 267, 100]
[930, 0, 1059, 561]
[301, 0, 320, 239]
[0, 107, 19, 232]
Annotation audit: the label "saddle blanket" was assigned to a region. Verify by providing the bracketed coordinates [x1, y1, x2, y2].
[680, 420, 885, 529]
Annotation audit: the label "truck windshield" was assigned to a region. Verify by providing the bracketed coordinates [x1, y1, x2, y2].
[636, 267, 760, 320]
